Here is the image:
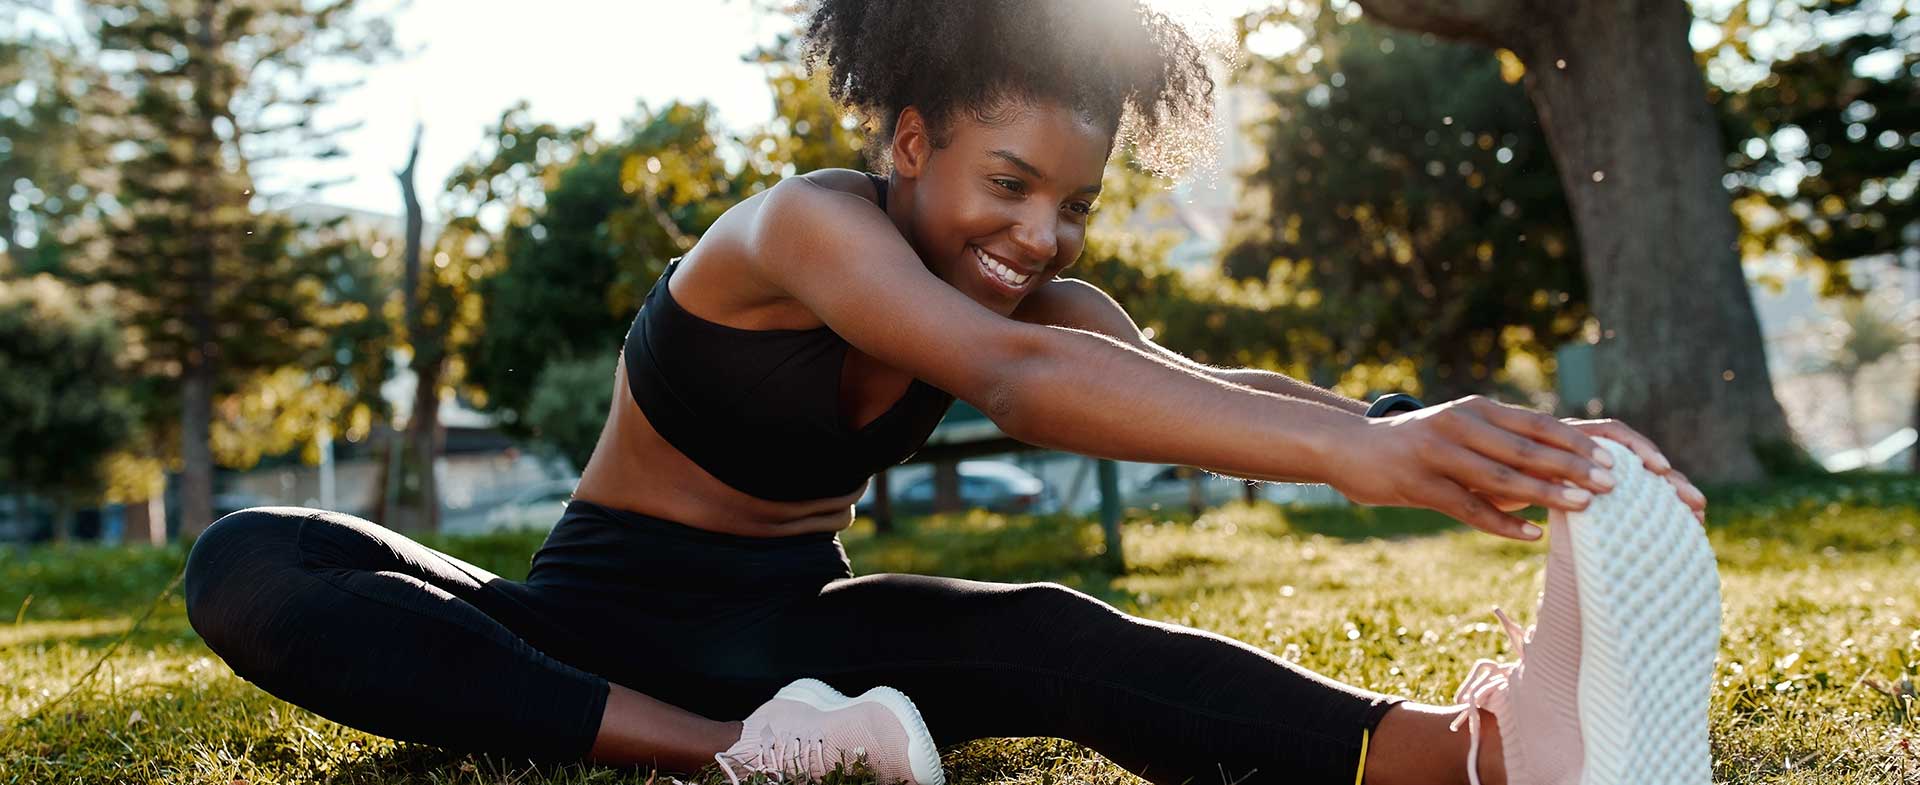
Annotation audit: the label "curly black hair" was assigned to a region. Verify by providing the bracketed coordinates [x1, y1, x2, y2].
[801, 0, 1216, 178]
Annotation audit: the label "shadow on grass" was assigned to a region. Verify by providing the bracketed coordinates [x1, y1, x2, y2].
[1271, 504, 1466, 541]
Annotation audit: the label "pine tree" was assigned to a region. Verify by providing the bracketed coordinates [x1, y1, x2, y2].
[80, 0, 395, 539]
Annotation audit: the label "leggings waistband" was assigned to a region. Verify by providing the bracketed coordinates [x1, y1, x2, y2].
[526, 499, 854, 594]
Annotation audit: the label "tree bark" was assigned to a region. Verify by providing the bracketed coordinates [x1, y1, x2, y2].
[1360, 0, 1801, 483]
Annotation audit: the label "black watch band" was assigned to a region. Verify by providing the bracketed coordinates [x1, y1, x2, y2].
[1365, 393, 1426, 418]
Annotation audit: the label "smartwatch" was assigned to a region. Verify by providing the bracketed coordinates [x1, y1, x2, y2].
[1365, 393, 1426, 418]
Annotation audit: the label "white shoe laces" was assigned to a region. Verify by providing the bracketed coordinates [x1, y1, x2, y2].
[715, 733, 829, 785]
[1449, 607, 1531, 785]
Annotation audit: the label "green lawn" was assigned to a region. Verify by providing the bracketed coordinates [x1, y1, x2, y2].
[2, 475, 1916, 784]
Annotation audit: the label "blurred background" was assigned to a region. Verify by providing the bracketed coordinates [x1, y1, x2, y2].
[1, 0, 1915, 546]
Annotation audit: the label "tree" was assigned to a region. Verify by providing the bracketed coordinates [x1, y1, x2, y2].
[383, 125, 441, 532]
[524, 353, 618, 473]
[1817, 292, 1913, 451]
[1708, 0, 1917, 469]
[0, 6, 118, 277]
[1343, 0, 1802, 483]
[1225, 21, 1587, 402]
[467, 101, 756, 428]
[79, 0, 396, 539]
[0, 275, 136, 542]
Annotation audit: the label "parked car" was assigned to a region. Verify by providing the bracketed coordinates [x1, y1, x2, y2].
[481, 479, 578, 532]
[1127, 465, 1251, 513]
[1128, 465, 1352, 513]
[856, 460, 1058, 516]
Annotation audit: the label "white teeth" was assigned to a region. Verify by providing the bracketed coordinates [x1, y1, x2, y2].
[974, 246, 1031, 288]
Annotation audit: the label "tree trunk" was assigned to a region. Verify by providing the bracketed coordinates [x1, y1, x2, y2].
[1911, 367, 1920, 473]
[177, 0, 222, 542]
[1185, 467, 1205, 517]
[50, 501, 72, 546]
[1843, 370, 1868, 452]
[390, 366, 442, 533]
[1506, 3, 1797, 483]
[123, 495, 166, 546]
[1359, 0, 1801, 484]
[387, 125, 441, 535]
[932, 459, 961, 513]
[179, 357, 215, 540]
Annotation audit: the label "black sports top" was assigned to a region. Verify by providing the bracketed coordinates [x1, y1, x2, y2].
[622, 173, 957, 502]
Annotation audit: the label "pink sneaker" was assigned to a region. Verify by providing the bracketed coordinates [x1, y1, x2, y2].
[1451, 438, 1720, 785]
[1449, 507, 1585, 785]
[716, 678, 945, 785]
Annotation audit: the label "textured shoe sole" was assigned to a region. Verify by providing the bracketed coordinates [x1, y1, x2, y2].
[775, 678, 946, 785]
[1567, 438, 1720, 785]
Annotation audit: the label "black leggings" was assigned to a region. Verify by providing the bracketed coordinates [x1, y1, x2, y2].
[183, 500, 1400, 784]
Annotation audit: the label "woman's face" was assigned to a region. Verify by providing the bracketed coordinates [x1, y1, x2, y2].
[891, 99, 1113, 316]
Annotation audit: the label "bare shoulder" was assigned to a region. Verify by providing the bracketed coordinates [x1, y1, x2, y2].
[744, 171, 895, 284]
[1013, 277, 1142, 340]
[790, 168, 882, 204]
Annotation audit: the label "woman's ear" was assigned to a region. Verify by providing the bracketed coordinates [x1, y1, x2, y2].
[890, 106, 933, 178]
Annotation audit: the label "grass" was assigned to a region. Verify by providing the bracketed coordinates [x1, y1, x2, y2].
[2, 474, 1917, 784]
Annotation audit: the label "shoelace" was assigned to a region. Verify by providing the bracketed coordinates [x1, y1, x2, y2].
[1448, 607, 1531, 785]
[715, 734, 829, 785]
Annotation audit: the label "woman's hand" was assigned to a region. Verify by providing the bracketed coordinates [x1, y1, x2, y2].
[1480, 418, 1708, 526]
[1320, 395, 1630, 540]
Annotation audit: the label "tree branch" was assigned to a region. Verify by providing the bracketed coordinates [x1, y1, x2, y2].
[1354, 0, 1525, 48]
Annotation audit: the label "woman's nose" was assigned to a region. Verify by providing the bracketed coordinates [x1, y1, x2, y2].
[1009, 215, 1058, 264]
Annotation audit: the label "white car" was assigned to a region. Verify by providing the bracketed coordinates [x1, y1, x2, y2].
[480, 479, 579, 532]
[858, 460, 1060, 516]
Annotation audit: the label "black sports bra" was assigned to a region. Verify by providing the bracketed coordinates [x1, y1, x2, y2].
[621, 173, 956, 502]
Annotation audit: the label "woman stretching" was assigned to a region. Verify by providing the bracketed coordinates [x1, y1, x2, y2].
[183, 1, 1718, 783]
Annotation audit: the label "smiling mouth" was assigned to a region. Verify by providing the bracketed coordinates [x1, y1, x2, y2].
[972, 245, 1035, 290]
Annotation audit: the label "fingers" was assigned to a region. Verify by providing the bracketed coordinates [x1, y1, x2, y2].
[1478, 491, 1532, 513]
[1663, 468, 1708, 526]
[1566, 418, 1672, 473]
[1454, 409, 1614, 496]
[1435, 481, 1542, 540]
[1478, 400, 1611, 470]
[1440, 444, 1595, 513]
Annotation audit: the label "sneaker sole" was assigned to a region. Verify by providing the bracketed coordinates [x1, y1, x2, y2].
[1566, 438, 1720, 785]
[774, 678, 947, 785]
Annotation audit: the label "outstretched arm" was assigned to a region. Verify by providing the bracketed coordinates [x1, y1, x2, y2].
[745, 177, 1619, 539]
[1012, 278, 1369, 416]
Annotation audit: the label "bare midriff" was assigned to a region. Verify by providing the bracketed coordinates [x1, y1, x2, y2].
[571, 355, 870, 537]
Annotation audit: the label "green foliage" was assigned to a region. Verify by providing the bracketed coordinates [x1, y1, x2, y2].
[2, 474, 1917, 782]
[459, 70, 868, 432]
[66, 0, 400, 474]
[1225, 17, 1586, 400]
[0, 275, 137, 509]
[1707, 0, 1917, 293]
[0, 15, 113, 278]
[524, 353, 618, 472]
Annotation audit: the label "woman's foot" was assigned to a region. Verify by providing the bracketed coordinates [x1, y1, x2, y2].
[1452, 438, 1720, 785]
[717, 678, 946, 785]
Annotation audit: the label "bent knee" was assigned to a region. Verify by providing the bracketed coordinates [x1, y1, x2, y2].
[183, 507, 308, 652]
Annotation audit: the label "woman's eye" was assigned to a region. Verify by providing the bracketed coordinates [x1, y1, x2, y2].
[1067, 201, 1096, 216]
[993, 178, 1024, 194]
